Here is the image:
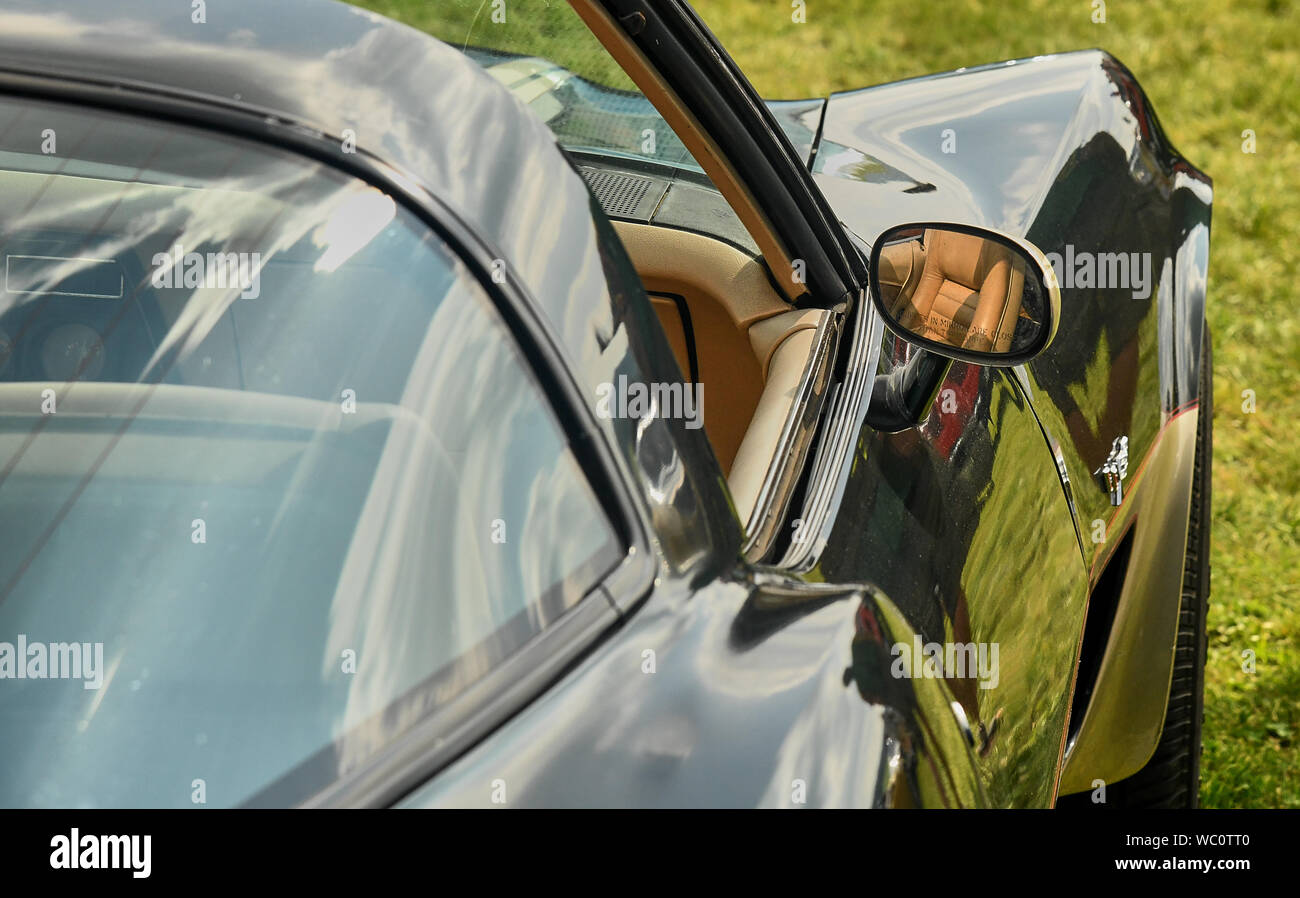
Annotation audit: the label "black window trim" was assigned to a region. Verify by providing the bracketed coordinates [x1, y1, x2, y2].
[0, 68, 658, 807]
[591, 0, 869, 308]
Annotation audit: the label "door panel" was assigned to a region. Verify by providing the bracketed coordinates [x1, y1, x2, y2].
[818, 340, 1087, 806]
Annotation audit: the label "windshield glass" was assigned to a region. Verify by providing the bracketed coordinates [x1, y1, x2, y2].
[414, 0, 707, 174]
[0, 96, 621, 807]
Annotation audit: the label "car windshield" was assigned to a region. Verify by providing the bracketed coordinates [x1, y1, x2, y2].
[377, 1, 824, 260]
[0, 96, 621, 807]
[416, 1, 707, 175]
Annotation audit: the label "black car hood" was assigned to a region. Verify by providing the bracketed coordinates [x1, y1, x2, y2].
[807, 50, 1197, 248]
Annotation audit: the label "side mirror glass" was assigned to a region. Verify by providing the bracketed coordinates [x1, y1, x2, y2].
[869, 223, 1060, 366]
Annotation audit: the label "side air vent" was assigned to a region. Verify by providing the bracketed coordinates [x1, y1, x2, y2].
[1067, 525, 1136, 743]
[577, 166, 666, 221]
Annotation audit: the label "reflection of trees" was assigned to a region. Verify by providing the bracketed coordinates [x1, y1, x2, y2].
[728, 582, 978, 807]
[1027, 131, 1162, 473]
[819, 340, 1081, 805]
[411, 2, 637, 90]
[812, 141, 933, 192]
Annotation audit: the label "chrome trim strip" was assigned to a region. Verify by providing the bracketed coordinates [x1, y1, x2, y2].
[741, 310, 840, 561]
[776, 287, 884, 570]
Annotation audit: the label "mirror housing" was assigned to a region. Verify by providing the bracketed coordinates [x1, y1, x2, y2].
[868, 223, 1060, 367]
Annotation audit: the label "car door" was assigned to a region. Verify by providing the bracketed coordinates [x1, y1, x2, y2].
[811, 337, 1090, 806]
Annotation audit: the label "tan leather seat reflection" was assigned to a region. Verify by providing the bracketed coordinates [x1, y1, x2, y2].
[891, 229, 1025, 353]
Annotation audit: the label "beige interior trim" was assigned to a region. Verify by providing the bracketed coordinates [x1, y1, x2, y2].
[612, 223, 832, 540]
[648, 295, 692, 376]
[567, 0, 802, 302]
[748, 308, 825, 381]
[612, 222, 789, 327]
[615, 221, 789, 474]
[727, 312, 829, 525]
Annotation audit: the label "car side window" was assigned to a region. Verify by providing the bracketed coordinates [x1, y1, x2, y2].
[0, 95, 623, 807]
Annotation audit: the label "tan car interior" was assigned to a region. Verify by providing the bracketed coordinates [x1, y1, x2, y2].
[612, 221, 829, 526]
[571, 0, 831, 531]
[876, 229, 1026, 353]
[570, 1, 802, 303]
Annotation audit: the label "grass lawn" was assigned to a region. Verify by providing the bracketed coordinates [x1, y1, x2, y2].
[351, 0, 1299, 807]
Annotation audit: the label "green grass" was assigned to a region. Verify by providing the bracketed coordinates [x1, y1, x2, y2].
[349, 0, 1299, 807]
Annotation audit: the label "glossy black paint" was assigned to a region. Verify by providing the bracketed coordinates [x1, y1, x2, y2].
[811, 50, 1213, 562]
[403, 574, 985, 808]
[864, 350, 953, 434]
[0, 1, 1209, 807]
[792, 49, 1211, 800]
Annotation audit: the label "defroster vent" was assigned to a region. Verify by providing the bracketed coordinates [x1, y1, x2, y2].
[577, 166, 666, 221]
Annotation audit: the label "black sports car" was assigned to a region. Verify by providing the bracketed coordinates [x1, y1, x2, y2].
[0, 0, 1212, 808]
